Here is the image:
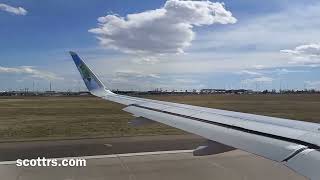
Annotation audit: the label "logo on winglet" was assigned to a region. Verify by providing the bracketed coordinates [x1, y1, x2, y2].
[79, 63, 92, 82]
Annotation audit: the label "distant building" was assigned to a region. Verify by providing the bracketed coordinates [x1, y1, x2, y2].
[200, 89, 226, 94]
[200, 89, 254, 94]
[0, 88, 319, 97]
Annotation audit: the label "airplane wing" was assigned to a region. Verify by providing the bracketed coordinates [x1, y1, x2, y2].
[70, 51, 320, 180]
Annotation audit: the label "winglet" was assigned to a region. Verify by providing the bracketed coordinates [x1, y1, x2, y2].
[69, 51, 114, 96]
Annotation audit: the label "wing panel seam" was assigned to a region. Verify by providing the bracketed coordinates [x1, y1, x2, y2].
[282, 147, 309, 162]
[129, 104, 320, 149]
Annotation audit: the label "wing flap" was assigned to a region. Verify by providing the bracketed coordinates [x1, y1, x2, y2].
[124, 103, 319, 149]
[125, 95, 320, 133]
[123, 105, 306, 162]
[193, 140, 235, 156]
[285, 149, 320, 180]
[192, 112, 308, 141]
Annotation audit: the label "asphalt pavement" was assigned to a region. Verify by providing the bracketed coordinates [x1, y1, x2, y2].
[0, 135, 204, 161]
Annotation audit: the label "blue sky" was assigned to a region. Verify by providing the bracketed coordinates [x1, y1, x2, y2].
[1, 0, 320, 91]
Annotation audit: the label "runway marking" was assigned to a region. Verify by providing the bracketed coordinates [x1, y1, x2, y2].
[0, 150, 193, 165]
[104, 144, 113, 147]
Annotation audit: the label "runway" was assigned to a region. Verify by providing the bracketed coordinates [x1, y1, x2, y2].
[0, 135, 204, 161]
[0, 135, 308, 179]
[0, 150, 306, 180]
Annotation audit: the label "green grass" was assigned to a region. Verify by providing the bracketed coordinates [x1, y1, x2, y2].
[143, 94, 320, 122]
[0, 94, 319, 141]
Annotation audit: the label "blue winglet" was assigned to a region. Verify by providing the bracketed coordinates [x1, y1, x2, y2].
[69, 51, 105, 92]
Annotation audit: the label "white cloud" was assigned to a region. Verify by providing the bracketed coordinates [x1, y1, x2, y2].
[0, 3, 27, 15]
[200, 3, 320, 50]
[174, 78, 198, 84]
[305, 81, 320, 89]
[42, 1, 319, 91]
[238, 70, 262, 76]
[115, 70, 161, 79]
[241, 76, 273, 84]
[275, 68, 308, 75]
[252, 65, 266, 70]
[188, 2, 320, 71]
[86, 1, 320, 92]
[89, 0, 236, 55]
[96, 68, 204, 91]
[238, 68, 307, 80]
[0, 66, 62, 80]
[131, 56, 160, 65]
[281, 43, 320, 66]
[281, 43, 320, 56]
[99, 70, 162, 91]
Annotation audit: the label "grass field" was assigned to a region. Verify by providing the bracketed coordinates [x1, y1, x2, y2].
[0, 94, 319, 141]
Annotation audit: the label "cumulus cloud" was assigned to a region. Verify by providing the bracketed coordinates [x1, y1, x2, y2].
[0, 3, 27, 15]
[89, 0, 236, 55]
[186, 2, 320, 72]
[0, 66, 62, 80]
[281, 43, 320, 66]
[281, 43, 320, 56]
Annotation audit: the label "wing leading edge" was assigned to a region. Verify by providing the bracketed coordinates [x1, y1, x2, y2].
[70, 52, 320, 180]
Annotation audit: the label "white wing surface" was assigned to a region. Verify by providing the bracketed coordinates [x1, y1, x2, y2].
[70, 52, 320, 180]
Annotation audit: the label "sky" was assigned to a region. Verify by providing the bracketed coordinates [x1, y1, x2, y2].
[1, 0, 320, 92]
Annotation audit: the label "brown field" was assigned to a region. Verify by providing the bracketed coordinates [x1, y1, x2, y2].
[0, 94, 319, 141]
